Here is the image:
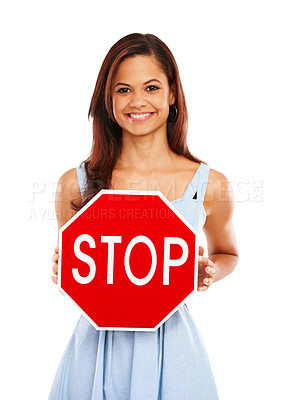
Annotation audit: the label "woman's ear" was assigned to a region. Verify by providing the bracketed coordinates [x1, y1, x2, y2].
[169, 86, 176, 106]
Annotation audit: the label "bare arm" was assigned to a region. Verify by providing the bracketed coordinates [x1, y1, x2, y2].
[51, 168, 82, 284]
[199, 170, 239, 290]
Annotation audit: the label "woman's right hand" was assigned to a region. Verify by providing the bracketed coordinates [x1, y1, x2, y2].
[51, 246, 59, 285]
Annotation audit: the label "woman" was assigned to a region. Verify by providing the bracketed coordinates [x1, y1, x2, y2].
[50, 33, 239, 400]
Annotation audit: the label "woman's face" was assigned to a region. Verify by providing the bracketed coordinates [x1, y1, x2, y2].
[111, 55, 175, 138]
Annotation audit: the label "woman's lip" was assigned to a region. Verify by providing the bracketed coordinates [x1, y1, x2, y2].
[127, 112, 155, 122]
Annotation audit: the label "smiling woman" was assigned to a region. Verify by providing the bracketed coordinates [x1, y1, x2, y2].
[68, 34, 198, 210]
[49, 32, 238, 400]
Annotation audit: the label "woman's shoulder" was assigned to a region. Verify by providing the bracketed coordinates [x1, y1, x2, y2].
[179, 156, 229, 185]
[208, 166, 230, 185]
[56, 167, 81, 201]
[205, 166, 234, 215]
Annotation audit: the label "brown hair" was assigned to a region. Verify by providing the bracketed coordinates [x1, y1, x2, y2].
[71, 33, 206, 211]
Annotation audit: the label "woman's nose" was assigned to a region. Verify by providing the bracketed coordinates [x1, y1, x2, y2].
[129, 90, 147, 108]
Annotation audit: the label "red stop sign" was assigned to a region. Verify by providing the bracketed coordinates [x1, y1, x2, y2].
[58, 190, 198, 331]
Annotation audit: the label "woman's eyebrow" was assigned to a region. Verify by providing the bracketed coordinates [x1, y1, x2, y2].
[144, 79, 162, 85]
[114, 79, 162, 88]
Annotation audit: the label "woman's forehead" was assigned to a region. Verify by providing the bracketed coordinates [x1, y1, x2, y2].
[113, 55, 167, 83]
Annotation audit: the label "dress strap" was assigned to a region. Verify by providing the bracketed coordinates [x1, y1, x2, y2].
[76, 162, 87, 198]
[196, 163, 210, 204]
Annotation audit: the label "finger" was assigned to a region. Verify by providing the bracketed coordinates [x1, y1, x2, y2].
[205, 266, 216, 277]
[54, 246, 59, 253]
[203, 277, 213, 286]
[52, 253, 59, 263]
[52, 263, 58, 275]
[198, 256, 215, 268]
[51, 276, 58, 285]
[198, 246, 204, 256]
[198, 285, 208, 292]
[198, 255, 208, 266]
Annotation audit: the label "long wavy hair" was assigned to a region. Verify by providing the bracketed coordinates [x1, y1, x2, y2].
[71, 33, 206, 211]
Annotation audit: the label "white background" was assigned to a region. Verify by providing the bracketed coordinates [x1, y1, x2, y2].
[1, 1, 290, 399]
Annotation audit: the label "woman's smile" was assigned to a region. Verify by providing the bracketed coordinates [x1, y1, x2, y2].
[127, 112, 155, 122]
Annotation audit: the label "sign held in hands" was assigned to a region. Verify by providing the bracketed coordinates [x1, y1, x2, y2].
[58, 190, 198, 331]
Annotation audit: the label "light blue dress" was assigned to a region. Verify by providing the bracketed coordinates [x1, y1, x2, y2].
[49, 162, 219, 400]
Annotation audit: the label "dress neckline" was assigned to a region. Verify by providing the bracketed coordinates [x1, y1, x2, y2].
[170, 163, 202, 203]
[97, 162, 203, 203]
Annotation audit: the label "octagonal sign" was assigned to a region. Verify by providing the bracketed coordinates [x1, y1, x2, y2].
[58, 189, 198, 331]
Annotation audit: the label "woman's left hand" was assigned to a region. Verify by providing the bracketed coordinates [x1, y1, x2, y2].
[197, 246, 216, 291]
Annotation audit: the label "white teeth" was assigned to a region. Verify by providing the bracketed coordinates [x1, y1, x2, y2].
[129, 113, 152, 119]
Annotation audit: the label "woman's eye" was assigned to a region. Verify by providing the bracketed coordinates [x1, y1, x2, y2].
[147, 85, 159, 91]
[117, 88, 130, 93]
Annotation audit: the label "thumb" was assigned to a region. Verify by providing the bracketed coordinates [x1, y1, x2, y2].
[199, 246, 204, 256]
